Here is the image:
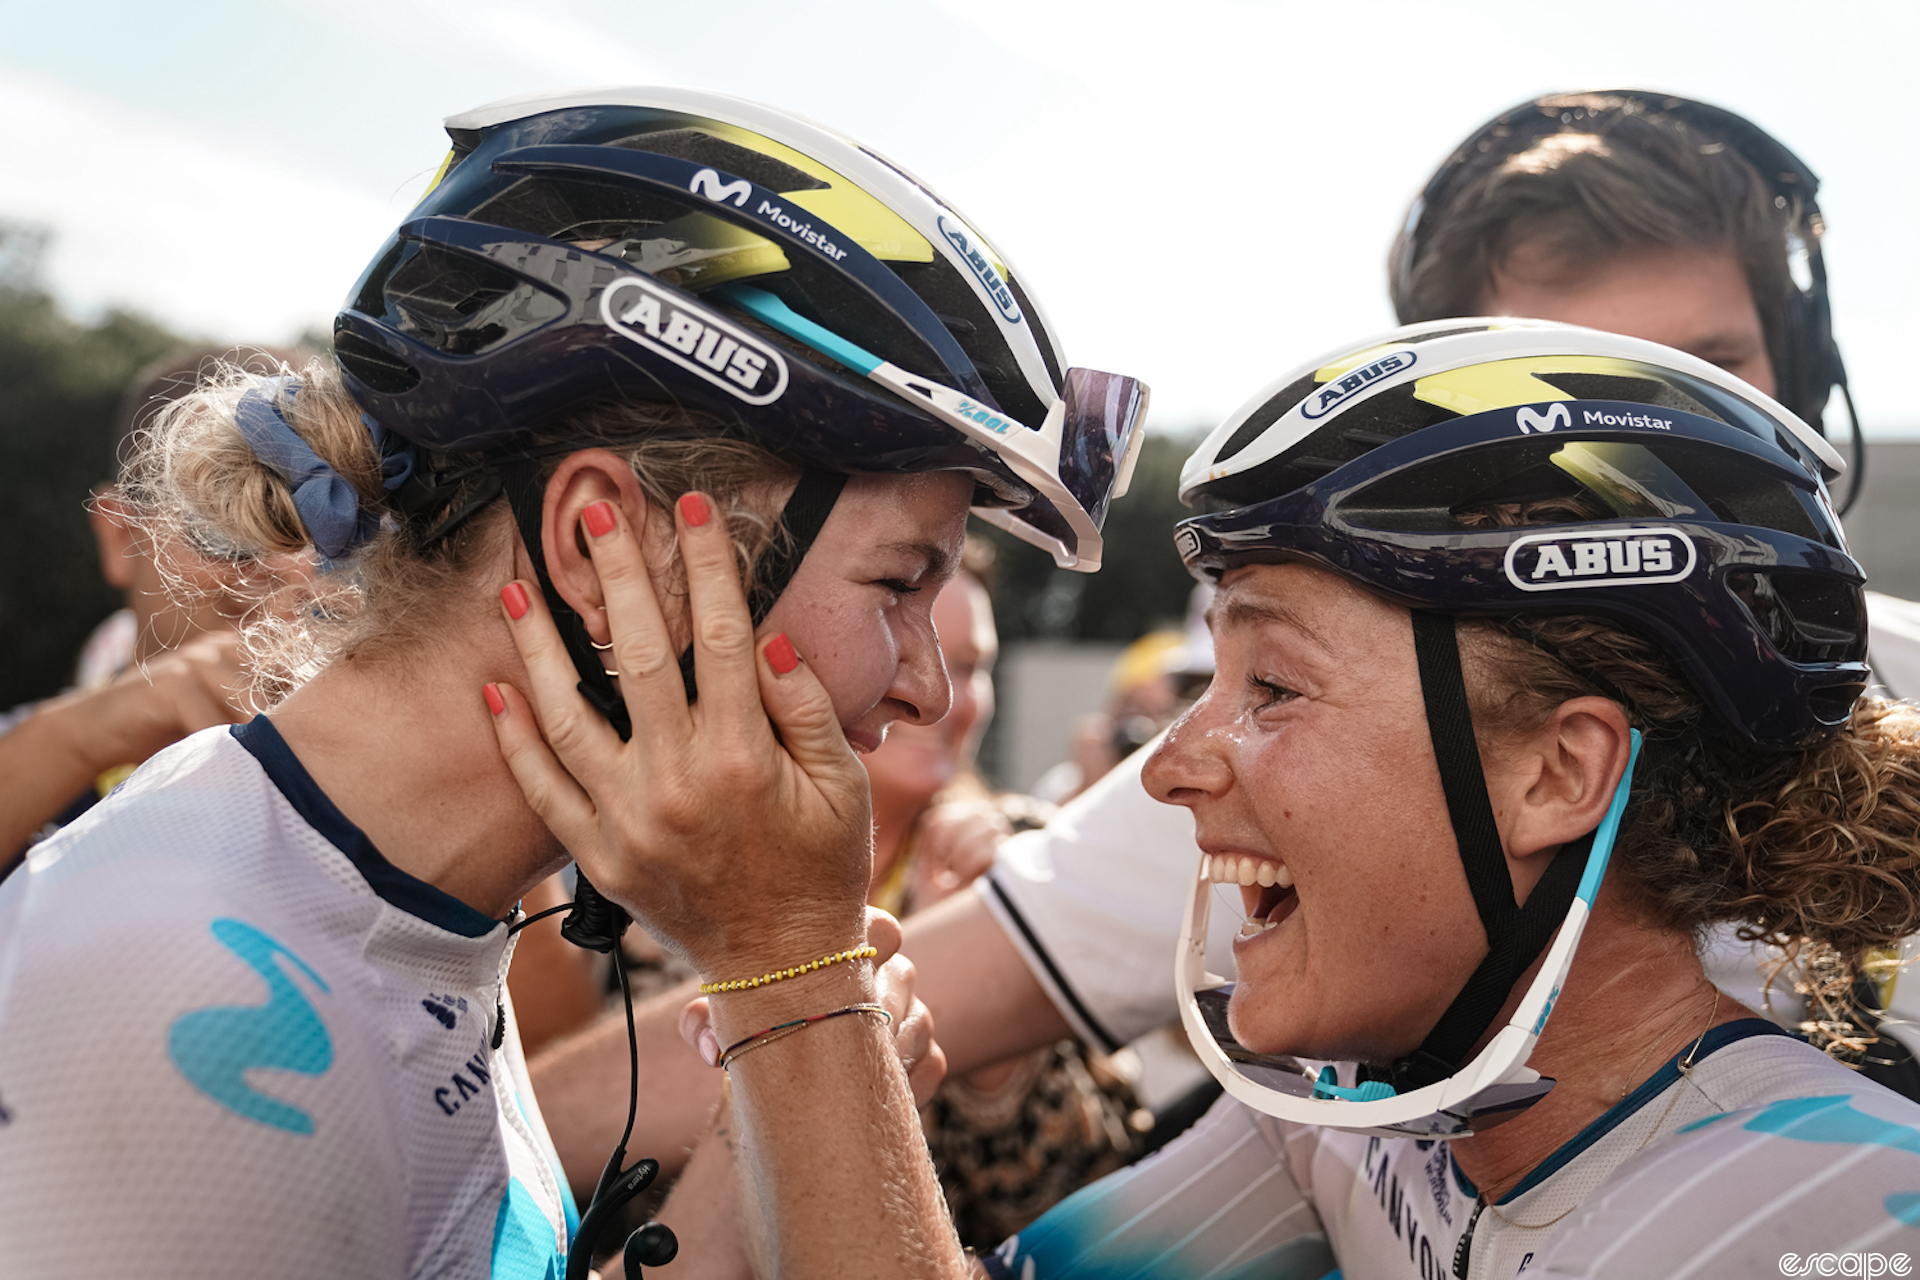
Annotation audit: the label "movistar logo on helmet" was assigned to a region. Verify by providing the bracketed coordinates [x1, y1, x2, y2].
[688, 167, 752, 208]
[1504, 528, 1697, 592]
[937, 216, 1021, 324]
[600, 277, 789, 406]
[1301, 351, 1415, 419]
[1516, 403, 1570, 433]
[748, 199, 851, 261]
[1515, 402, 1676, 433]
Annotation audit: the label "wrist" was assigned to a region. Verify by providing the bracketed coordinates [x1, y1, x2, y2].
[23, 693, 117, 780]
[685, 907, 871, 988]
[703, 961, 877, 1044]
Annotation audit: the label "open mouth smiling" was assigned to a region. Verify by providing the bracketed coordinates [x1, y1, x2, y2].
[1202, 853, 1298, 939]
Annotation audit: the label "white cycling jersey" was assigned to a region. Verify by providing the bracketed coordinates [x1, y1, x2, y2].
[984, 1021, 1920, 1279]
[0, 719, 577, 1278]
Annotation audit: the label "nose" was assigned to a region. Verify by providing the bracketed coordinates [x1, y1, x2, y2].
[1142, 691, 1232, 807]
[889, 615, 954, 728]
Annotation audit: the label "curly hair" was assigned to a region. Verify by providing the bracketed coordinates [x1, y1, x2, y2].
[1455, 499, 1920, 1057]
[122, 357, 800, 700]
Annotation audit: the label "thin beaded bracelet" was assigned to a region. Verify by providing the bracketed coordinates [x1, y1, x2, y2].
[698, 944, 878, 995]
[717, 1002, 892, 1070]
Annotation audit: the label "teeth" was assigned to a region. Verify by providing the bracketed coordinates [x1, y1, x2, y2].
[1239, 918, 1277, 938]
[1204, 856, 1292, 887]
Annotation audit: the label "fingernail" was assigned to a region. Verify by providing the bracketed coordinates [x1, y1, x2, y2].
[766, 632, 798, 675]
[483, 683, 505, 717]
[678, 492, 711, 527]
[582, 501, 616, 540]
[502, 582, 530, 620]
[697, 1027, 720, 1068]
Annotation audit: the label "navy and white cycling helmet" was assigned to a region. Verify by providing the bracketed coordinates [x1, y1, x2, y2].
[1177, 317, 1864, 746]
[1171, 320, 1867, 1138]
[335, 86, 1148, 574]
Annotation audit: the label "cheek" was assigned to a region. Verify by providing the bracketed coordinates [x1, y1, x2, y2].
[777, 596, 898, 725]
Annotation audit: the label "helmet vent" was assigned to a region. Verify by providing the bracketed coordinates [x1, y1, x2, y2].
[1213, 374, 1318, 462]
[333, 326, 421, 395]
[1726, 569, 1865, 665]
[612, 129, 827, 194]
[470, 177, 687, 247]
[1207, 383, 1457, 506]
[385, 244, 565, 355]
[1531, 372, 1719, 420]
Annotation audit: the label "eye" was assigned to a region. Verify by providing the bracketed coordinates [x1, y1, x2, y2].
[1247, 675, 1297, 709]
[874, 578, 923, 597]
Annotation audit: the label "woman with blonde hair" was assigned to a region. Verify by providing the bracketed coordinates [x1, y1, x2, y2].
[0, 87, 1144, 1280]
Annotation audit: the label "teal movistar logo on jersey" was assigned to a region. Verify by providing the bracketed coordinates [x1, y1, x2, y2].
[167, 918, 332, 1134]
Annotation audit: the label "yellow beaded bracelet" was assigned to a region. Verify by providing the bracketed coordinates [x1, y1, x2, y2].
[698, 944, 878, 995]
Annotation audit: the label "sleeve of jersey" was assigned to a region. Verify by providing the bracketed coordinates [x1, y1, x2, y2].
[0, 827, 408, 1276]
[979, 1093, 1334, 1280]
[978, 740, 1240, 1050]
[1524, 1086, 1920, 1278]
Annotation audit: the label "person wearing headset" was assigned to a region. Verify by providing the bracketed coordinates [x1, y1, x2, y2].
[984, 319, 1920, 1279]
[0, 88, 1145, 1279]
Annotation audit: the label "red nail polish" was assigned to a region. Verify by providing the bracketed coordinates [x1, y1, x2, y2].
[583, 501, 616, 539]
[766, 632, 798, 674]
[483, 683, 505, 717]
[679, 492, 711, 527]
[501, 582, 530, 620]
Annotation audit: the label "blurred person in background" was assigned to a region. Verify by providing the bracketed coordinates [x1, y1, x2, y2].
[870, 552, 1144, 1251]
[0, 345, 303, 870]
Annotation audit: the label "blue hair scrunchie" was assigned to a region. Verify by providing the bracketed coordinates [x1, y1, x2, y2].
[233, 379, 417, 560]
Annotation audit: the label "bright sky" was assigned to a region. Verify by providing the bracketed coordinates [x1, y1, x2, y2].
[4, 0, 1914, 432]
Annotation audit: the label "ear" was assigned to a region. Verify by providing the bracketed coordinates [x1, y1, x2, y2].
[87, 487, 140, 591]
[538, 450, 671, 647]
[1490, 695, 1633, 880]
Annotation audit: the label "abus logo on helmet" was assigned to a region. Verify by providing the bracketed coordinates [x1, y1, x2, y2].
[1516, 403, 1571, 433]
[688, 167, 751, 208]
[600, 277, 789, 407]
[1175, 526, 1204, 562]
[1301, 352, 1416, 419]
[1504, 527, 1696, 593]
[937, 216, 1021, 324]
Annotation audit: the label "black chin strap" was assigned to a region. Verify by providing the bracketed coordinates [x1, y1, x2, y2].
[494, 456, 850, 932]
[1370, 612, 1590, 1093]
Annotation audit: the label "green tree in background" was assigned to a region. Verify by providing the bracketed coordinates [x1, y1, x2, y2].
[973, 428, 1206, 644]
[0, 285, 186, 709]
